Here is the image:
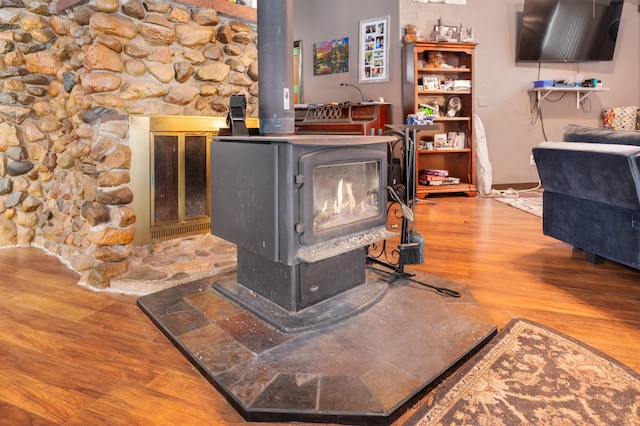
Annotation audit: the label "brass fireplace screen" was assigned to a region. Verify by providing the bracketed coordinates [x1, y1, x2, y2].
[129, 115, 259, 245]
[151, 132, 210, 240]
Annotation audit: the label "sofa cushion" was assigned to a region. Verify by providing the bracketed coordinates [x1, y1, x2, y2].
[533, 141, 640, 210]
[563, 124, 640, 146]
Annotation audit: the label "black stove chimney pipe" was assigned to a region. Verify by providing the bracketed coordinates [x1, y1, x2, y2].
[258, 0, 295, 135]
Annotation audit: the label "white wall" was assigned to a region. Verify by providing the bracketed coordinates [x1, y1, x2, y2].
[294, 0, 640, 185]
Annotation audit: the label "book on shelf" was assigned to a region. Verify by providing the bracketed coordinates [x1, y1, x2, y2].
[421, 176, 461, 186]
[419, 175, 445, 185]
[420, 168, 448, 177]
[442, 177, 461, 185]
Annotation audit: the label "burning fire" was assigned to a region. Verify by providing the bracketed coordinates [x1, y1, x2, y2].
[314, 178, 379, 231]
[335, 179, 356, 215]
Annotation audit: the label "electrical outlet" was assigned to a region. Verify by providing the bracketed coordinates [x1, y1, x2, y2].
[530, 154, 536, 166]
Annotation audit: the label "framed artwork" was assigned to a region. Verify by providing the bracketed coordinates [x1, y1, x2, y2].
[359, 16, 389, 83]
[434, 133, 448, 148]
[313, 37, 349, 76]
[440, 25, 458, 42]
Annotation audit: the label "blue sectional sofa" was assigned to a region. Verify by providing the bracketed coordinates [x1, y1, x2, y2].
[532, 124, 640, 270]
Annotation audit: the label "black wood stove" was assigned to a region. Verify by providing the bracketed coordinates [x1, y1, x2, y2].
[211, 134, 395, 317]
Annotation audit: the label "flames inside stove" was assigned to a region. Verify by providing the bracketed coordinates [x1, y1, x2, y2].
[313, 161, 381, 233]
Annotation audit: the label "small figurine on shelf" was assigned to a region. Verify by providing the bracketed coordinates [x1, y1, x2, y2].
[425, 51, 442, 68]
[426, 51, 453, 69]
[403, 24, 418, 45]
[460, 26, 474, 42]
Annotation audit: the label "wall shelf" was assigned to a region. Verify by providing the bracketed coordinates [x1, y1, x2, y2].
[529, 86, 609, 109]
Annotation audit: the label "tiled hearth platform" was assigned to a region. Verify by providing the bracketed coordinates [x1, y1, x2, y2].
[138, 268, 496, 424]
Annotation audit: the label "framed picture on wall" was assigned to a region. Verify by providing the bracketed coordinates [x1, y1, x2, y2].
[313, 37, 349, 76]
[359, 15, 389, 83]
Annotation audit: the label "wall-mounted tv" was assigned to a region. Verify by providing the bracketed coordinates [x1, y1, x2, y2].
[516, 0, 624, 62]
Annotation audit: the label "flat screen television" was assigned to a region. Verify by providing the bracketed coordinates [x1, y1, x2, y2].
[516, 0, 624, 62]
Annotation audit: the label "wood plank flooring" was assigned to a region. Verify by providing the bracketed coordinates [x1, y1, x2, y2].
[0, 195, 638, 425]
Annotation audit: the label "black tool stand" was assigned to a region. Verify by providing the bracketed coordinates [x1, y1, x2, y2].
[367, 124, 460, 298]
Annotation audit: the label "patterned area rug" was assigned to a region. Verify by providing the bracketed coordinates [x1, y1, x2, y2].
[494, 195, 542, 218]
[405, 319, 640, 425]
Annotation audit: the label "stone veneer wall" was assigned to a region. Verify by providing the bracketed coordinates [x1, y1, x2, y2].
[0, 0, 258, 289]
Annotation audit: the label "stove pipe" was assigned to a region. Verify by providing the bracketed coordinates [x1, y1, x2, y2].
[257, 0, 295, 135]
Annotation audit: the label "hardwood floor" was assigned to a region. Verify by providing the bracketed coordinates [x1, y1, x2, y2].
[0, 195, 638, 425]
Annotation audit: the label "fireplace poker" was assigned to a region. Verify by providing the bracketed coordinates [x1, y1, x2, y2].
[400, 273, 461, 297]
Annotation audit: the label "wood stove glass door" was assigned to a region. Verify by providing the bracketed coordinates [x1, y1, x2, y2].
[312, 160, 382, 233]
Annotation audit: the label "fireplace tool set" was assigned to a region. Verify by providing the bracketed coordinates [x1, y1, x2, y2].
[367, 127, 461, 298]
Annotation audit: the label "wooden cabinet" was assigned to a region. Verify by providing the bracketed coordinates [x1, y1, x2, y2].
[402, 42, 477, 196]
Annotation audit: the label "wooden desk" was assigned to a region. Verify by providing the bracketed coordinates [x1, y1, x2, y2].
[295, 103, 390, 136]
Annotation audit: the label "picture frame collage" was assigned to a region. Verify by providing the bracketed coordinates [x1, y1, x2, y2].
[359, 16, 389, 83]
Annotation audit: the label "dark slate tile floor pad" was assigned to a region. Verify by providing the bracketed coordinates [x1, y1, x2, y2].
[138, 270, 496, 425]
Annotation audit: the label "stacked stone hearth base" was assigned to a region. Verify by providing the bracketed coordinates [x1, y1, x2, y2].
[101, 233, 237, 294]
